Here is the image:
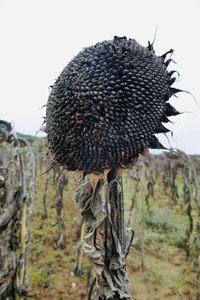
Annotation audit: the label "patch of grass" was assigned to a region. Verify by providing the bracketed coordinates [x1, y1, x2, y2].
[133, 231, 165, 251]
[169, 224, 187, 248]
[142, 214, 160, 230]
[148, 265, 164, 284]
[30, 244, 46, 256]
[144, 231, 165, 243]
[141, 208, 187, 233]
[30, 263, 56, 288]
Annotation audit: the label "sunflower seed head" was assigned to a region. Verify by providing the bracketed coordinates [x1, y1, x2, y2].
[46, 36, 182, 172]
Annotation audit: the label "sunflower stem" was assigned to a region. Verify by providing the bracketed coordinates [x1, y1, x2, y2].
[107, 169, 125, 255]
[74, 171, 133, 299]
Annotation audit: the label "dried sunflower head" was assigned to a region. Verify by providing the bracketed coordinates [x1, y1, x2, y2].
[46, 36, 181, 173]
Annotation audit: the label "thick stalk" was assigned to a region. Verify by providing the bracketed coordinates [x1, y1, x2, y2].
[107, 169, 125, 254]
[74, 170, 133, 300]
[16, 150, 26, 300]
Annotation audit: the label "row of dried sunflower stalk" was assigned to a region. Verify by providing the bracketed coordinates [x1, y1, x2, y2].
[0, 126, 36, 300]
[39, 150, 200, 299]
[128, 151, 200, 284]
[1, 127, 200, 299]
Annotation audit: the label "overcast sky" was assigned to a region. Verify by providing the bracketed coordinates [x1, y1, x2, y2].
[0, 0, 200, 154]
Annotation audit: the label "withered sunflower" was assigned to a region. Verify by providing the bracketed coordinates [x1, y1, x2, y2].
[46, 36, 181, 173]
